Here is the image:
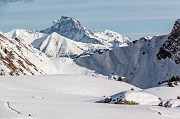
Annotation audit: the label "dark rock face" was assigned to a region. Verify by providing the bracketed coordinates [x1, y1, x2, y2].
[41, 16, 102, 44]
[157, 19, 180, 64]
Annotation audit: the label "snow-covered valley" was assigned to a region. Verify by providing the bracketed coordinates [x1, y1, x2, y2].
[0, 75, 180, 119]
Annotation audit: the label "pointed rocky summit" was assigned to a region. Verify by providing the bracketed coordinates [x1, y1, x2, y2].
[157, 19, 180, 64]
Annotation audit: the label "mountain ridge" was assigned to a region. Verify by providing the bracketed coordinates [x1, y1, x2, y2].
[41, 16, 131, 46]
[5, 16, 131, 58]
[75, 19, 180, 88]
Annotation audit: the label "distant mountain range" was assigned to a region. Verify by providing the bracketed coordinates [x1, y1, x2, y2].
[5, 16, 131, 58]
[1, 16, 179, 89]
[41, 16, 131, 45]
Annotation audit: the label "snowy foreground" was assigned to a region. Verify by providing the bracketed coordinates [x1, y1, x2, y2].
[0, 75, 180, 119]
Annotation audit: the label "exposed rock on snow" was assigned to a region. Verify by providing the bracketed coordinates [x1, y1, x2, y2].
[0, 33, 50, 75]
[160, 99, 180, 108]
[157, 19, 180, 64]
[99, 90, 161, 105]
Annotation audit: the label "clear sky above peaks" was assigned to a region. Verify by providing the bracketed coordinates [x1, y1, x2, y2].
[0, 0, 180, 39]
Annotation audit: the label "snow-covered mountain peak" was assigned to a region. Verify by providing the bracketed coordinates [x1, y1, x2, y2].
[103, 29, 122, 37]
[41, 16, 131, 45]
[51, 16, 85, 31]
[41, 16, 85, 35]
[4, 29, 46, 44]
[104, 29, 119, 34]
[32, 31, 108, 58]
[41, 16, 102, 44]
[102, 29, 132, 42]
[140, 36, 152, 40]
[4, 16, 132, 60]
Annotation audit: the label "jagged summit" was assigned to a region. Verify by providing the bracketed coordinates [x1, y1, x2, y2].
[52, 16, 85, 30]
[41, 16, 102, 44]
[41, 16, 131, 45]
[170, 19, 180, 39]
[157, 18, 180, 64]
[43, 16, 85, 34]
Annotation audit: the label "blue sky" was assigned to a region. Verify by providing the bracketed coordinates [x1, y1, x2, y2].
[0, 0, 180, 39]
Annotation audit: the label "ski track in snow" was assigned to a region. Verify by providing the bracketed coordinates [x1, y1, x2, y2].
[5, 102, 38, 119]
[6, 102, 22, 115]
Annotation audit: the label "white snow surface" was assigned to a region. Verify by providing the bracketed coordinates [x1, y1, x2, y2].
[0, 75, 180, 119]
[4, 29, 46, 44]
[144, 86, 180, 100]
[32, 32, 109, 58]
[143, 84, 180, 108]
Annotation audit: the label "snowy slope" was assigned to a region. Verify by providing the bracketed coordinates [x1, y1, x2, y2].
[0, 75, 179, 119]
[0, 33, 97, 76]
[75, 19, 180, 89]
[4, 29, 46, 44]
[41, 16, 131, 46]
[144, 82, 180, 108]
[0, 33, 51, 75]
[4, 29, 109, 58]
[32, 32, 109, 58]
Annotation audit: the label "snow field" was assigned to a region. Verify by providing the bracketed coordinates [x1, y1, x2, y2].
[0, 75, 180, 119]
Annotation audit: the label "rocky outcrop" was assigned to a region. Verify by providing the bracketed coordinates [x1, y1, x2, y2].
[157, 19, 180, 64]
